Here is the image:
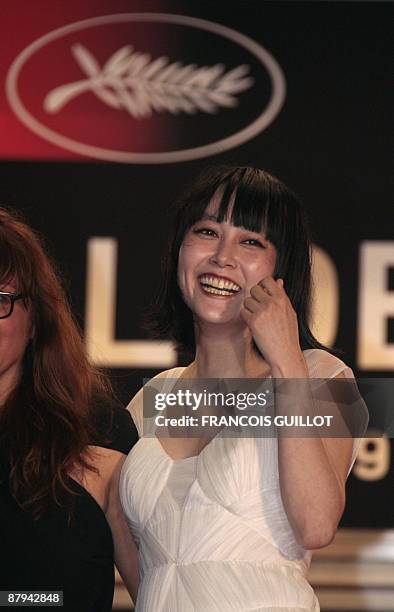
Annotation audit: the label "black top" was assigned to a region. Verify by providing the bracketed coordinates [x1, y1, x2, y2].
[0, 405, 138, 612]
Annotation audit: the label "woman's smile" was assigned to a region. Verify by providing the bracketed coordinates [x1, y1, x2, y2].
[198, 273, 242, 298]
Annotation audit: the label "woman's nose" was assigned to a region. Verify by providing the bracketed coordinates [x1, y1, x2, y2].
[210, 239, 236, 268]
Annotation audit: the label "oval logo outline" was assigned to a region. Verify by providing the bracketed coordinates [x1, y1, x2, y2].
[6, 13, 286, 164]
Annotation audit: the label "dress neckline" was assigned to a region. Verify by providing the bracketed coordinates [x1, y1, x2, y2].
[154, 434, 219, 463]
[152, 365, 272, 461]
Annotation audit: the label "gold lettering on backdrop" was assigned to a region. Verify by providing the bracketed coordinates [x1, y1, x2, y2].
[85, 237, 176, 367]
[85, 238, 394, 371]
[358, 241, 394, 369]
[353, 435, 391, 481]
[310, 245, 339, 347]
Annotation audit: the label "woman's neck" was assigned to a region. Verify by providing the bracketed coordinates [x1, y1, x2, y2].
[191, 321, 271, 379]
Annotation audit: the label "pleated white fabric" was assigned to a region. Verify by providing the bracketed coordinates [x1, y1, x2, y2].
[120, 349, 357, 611]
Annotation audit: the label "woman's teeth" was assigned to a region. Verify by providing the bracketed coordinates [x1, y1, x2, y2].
[199, 275, 241, 296]
[203, 286, 234, 296]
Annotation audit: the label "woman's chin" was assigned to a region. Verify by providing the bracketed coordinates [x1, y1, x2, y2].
[183, 290, 245, 326]
[194, 305, 244, 326]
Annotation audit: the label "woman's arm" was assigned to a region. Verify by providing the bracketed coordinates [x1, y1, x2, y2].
[272, 355, 353, 549]
[105, 451, 140, 603]
[242, 276, 361, 549]
[71, 446, 140, 601]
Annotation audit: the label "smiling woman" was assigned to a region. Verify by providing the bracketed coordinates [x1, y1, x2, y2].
[177, 192, 277, 327]
[149, 165, 321, 358]
[0, 208, 139, 611]
[120, 166, 368, 612]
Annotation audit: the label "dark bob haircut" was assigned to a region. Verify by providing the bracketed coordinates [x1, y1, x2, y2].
[148, 166, 329, 356]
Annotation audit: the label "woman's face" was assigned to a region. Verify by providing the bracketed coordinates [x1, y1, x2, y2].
[178, 194, 277, 326]
[0, 281, 32, 399]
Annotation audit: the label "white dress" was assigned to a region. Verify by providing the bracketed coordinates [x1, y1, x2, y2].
[120, 349, 361, 612]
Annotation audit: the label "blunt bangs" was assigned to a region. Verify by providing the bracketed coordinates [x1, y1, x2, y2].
[216, 168, 271, 235]
[174, 167, 299, 252]
[175, 167, 272, 239]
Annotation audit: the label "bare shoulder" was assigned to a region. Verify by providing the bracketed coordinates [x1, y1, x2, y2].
[125, 367, 186, 435]
[70, 446, 126, 512]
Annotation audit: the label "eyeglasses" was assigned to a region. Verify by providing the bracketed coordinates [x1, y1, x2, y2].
[0, 292, 24, 319]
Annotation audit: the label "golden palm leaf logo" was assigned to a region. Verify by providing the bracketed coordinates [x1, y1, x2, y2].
[44, 44, 254, 118]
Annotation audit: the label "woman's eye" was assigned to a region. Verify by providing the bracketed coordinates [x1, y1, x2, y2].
[193, 227, 217, 237]
[242, 238, 264, 247]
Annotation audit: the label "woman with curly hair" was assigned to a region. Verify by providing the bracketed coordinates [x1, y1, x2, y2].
[0, 208, 139, 611]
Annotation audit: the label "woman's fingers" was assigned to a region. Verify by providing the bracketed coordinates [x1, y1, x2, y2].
[250, 276, 284, 302]
[243, 296, 258, 313]
[258, 276, 283, 296]
[245, 277, 286, 314]
[250, 284, 268, 301]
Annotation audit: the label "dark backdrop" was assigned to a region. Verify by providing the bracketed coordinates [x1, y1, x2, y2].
[0, 1, 392, 527]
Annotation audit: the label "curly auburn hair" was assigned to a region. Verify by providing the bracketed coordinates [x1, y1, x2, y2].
[0, 207, 110, 518]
